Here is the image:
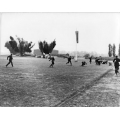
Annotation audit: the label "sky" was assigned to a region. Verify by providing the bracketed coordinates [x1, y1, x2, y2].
[0, 13, 120, 55]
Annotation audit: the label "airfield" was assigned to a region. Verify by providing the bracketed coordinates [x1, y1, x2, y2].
[0, 55, 118, 107]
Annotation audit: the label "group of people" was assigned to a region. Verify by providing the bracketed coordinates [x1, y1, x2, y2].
[81, 56, 92, 66]
[6, 54, 92, 68]
[95, 57, 108, 65]
[49, 55, 72, 67]
[5, 54, 120, 76]
[5, 54, 93, 68]
[5, 54, 73, 68]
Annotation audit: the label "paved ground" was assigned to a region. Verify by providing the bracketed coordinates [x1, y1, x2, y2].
[61, 70, 120, 107]
[0, 55, 116, 107]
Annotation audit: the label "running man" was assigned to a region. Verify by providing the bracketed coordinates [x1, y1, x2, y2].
[89, 56, 92, 64]
[49, 56, 55, 67]
[6, 54, 13, 67]
[66, 56, 72, 66]
[113, 56, 120, 75]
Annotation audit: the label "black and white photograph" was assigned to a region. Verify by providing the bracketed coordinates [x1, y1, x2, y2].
[1, 0, 120, 119]
[0, 12, 120, 108]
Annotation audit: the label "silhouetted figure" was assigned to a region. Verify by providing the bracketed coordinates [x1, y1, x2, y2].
[66, 56, 72, 66]
[95, 57, 98, 65]
[102, 60, 108, 64]
[6, 54, 13, 67]
[95, 57, 99, 65]
[113, 56, 120, 75]
[89, 56, 92, 64]
[49, 57, 55, 67]
[81, 61, 87, 66]
[95, 57, 102, 65]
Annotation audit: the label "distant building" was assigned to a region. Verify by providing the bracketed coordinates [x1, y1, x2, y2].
[33, 49, 42, 56]
[33, 49, 58, 56]
[50, 50, 59, 55]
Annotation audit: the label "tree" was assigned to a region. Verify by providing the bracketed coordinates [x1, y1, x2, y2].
[84, 53, 90, 58]
[5, 36, 35, 56]
[118, 44, 120, 57]
[38, 40, 56, 55]
[108, 44, 112, 57]
[113, 44, 116, 57]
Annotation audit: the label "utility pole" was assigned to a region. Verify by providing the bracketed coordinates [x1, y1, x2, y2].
[75, 30, 79, 62]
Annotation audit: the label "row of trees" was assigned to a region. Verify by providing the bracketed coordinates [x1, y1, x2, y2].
[5, 36, 56, 56]
[38, 40, 56, 55]
[108, 44, 120, 57]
